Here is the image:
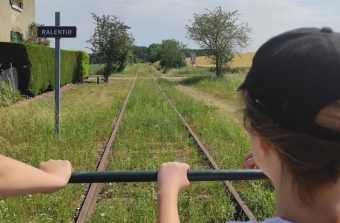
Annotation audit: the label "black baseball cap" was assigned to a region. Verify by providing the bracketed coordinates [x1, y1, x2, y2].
[238, 27, 340, 140]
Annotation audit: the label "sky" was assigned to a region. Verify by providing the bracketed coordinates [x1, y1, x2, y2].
[35, 0, 340, 53]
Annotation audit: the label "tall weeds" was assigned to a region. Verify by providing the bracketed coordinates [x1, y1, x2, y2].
[0, 81, 21, 107]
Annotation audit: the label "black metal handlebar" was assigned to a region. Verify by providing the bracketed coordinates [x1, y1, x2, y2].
[69, 169, 267, 183]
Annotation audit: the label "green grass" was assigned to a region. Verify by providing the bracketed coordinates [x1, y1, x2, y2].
[160, 79, 275, 220]
[89, 63, 159, 78]
[0, 80, 132, 222]
[90, 78, 235, 223]
[115, 63, 160, 77]
[165, 66, 214, 77]
[0, 81, 21, 107]
[179, 73, 246, 102]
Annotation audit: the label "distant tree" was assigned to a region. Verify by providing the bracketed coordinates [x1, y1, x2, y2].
[186, 7, 250, 77]
[148, 43, 161, 63]
[25, 22, 50, 46]
[87, 13, 134, 82]
[89, 53, 103, 64]
[159, 39, 186, 69]
[132, 45, 149, 62]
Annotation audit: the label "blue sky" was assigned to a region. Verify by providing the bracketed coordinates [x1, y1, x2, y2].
[36, 0, 340, 53]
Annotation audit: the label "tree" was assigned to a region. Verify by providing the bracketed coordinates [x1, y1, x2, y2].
[25, 22, 50, 46]
[159, 39, 186, 69]
[148, 43, 161, 63]
[186, 7, 250, 77]
[87, 13, 134, 82]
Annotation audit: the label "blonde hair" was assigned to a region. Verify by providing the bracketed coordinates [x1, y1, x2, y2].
[315, 100, 340, 133]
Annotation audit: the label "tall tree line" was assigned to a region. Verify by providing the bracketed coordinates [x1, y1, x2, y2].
[90, 45, 208, 64]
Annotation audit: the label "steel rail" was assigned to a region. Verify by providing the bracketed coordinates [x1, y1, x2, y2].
[157, 82, 258, 221]
[70, 170, 267, 183]
[74, 68, 139, 223]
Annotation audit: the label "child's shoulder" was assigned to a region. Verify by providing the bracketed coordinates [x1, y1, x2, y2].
[228, 217, 293, 223]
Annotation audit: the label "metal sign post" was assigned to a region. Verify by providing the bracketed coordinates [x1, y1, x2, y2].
[55, 12, 61, 135]
[190, 52, 196, 66]
[37, 12, 77, 135]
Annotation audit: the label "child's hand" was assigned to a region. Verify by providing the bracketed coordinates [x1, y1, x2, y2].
[157, 162, 190, 223]
[242, 152, 257, 169]
[157, 162, 190, 194]
[38, 159, 73, 191]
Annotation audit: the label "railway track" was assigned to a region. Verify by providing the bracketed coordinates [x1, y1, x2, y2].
[157, 81, 256, 221]
[74, 66, 139, 223]
[73, 69, 261, 222]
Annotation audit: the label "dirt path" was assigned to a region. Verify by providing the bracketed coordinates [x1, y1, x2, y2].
[173, 84, 241, 116]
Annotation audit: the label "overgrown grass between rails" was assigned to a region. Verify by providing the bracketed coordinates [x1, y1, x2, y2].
[90, 79, 236, 223]
[0, 80, 132, 222]
[159, 79, 275, 220]
[0, 81, 21, 107]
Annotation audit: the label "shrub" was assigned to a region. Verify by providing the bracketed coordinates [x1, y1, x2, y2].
[76, 51, 90, 80]
[159, 39, 186, 69]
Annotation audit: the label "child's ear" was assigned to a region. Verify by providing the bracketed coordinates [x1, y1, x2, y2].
[258, 137, 272, 157]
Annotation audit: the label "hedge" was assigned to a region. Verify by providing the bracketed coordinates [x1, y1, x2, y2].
[0, 42, 89, 95]
[77, 51, 90, 79]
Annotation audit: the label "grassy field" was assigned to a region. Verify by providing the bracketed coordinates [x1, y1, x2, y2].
[116, 63, 160, 77]
[165, 66, 215, 77]
[179, 74, 246, 102]
[90, 78, 236, 223]
[185, 52, 255, 68]
[0, 80, 132, 222]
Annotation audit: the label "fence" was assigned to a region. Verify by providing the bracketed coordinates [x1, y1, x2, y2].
[0, 67, 18, 90]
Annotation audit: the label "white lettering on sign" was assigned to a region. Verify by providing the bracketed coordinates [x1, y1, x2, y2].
[38, 27, 76, 38]
[41, 29, 72, 36]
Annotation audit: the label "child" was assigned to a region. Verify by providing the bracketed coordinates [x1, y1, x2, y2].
[0, 155, 72, 197]
[157, 27, 340, 223]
